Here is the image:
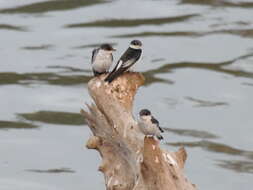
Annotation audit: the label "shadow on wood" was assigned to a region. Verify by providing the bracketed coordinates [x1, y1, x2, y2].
[81, 72, 196, 190]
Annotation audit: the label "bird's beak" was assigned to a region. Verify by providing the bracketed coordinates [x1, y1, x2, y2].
[112, 48, 116, 51]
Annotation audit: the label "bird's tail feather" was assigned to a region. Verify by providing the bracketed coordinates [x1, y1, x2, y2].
[159, 127, 164, 133]
[157, 135, 163, 140]
[93, 70, 106, 76]
[104, 69, 123, 83]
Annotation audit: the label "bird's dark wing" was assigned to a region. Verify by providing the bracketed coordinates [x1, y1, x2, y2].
[151, 116, 159, 125]
[157, 135, 163, 140]
[110, 59, 122, 74]
[104, 48, 141, 83]
[104, 63, 128, 83]
[159, 127, 164, 133]
[151, 116, 164, 133]
[91, 48, 99, 64]
[120, 48, 142, 63]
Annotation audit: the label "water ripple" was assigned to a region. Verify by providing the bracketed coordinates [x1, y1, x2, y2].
[145, 52, 253, 80]
[111, 28, 253, 39]
[0, 24, 27, 31]
[168, 140, 253, 160]
[0, 120, 38, 129]
[185, 96, 228, 107]
[18, 111, 86, 125]
[65, 14, 199, 28]
[180, 0, 253, 8]
[164, 127, 219, 139]
[216, 160, 253, 174]
[0, 72, 91, 86]
[26, 167, 75, 174]
[0, 0, 107, 14]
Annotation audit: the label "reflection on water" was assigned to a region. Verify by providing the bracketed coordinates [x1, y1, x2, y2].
[0, 72, 91, 86]
[0, 24, 26, 31]
[111, 31, 201, 38]
[142, 72, 174, 86]
[26, 168, 75, 174]
[21, 44, 54, 51]
[0, 0, 106, 14]
[151, 58, 166, 63]
[111, 29, 253, 39]
[164, 128, 219, 139]
[0, 120, 38, 129]
[47, 65, 90, 73]
[1, 52, 252, 86]
[180, 0, 253, 8]
[168, 140, 253, 160]
[242, 82, 253, 87]
[1, 0, 253, 189]
[145, 52, 253, 80]
[73, 42, 117, 49]
[164, 97, 179, 109]
[185, 97, 228, 107]
[169, 140, 253, 173]
[19, 111, 86, 125]
[221, 29, 253, 38]
[66, 14, 198, 28]
[217, 160, 253, 174]
[0, 71, 172, 86]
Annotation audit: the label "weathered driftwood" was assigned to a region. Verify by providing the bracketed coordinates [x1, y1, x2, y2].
[81, 72, 196, 190]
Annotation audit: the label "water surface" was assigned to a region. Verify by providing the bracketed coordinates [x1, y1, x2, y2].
[1, 0, 253, 189]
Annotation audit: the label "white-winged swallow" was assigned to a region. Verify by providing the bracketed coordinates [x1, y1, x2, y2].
[138, 109, 164, 140]
[91, 44, 116, 76]
[104, 40, 142, 83]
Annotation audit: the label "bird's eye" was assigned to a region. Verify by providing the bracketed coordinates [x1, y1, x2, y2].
[140, 109, 150, 116]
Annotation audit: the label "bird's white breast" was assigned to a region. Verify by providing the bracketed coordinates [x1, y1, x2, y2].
[138, 116, 161, 136]
[92, 50, 113, 72]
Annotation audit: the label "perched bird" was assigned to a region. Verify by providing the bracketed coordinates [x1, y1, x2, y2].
[104, 40, 142, 83]
[91, 44, 116, 76]
[138, 109, 164, 140]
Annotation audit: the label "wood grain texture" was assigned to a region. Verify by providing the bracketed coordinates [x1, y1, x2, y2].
[81, 72, 196, 190]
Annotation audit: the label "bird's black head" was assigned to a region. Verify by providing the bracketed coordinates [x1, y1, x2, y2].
[130, 40, 142, 49]
[139, 109, 151, 116]
[100, 44, 116, 51]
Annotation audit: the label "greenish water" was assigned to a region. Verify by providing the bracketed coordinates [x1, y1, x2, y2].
[0, 121, 38, 129]
[19, 111, 86, 125]
[0, 0, 253, 189]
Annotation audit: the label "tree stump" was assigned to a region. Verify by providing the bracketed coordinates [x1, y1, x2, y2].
[81, 72, 196, 190]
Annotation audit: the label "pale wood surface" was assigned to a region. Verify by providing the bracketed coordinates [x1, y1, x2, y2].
[81, 72, 197, 190]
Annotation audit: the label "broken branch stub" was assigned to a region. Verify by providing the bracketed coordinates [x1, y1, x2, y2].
[81, 72, 196, 190]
